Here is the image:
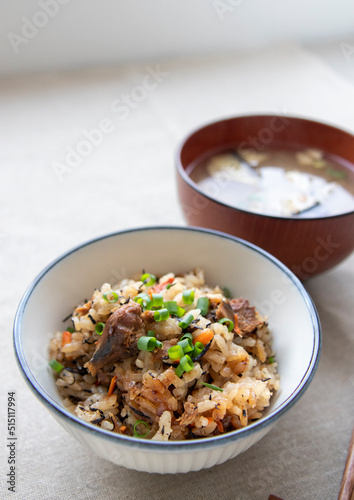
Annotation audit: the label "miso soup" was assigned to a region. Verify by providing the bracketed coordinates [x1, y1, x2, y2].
[188, 147, 354, 218]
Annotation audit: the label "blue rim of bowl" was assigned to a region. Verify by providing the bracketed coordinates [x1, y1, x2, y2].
[175, 113, 354, 220]
[13, 225, 321, 451]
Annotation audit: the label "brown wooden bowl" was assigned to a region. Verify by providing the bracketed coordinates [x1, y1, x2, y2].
[176, 115, 354, 279]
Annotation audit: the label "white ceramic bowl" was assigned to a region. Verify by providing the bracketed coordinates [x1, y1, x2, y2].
[14, 227, 321, 474]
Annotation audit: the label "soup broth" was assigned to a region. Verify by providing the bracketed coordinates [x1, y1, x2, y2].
[188, 147, 354, 218]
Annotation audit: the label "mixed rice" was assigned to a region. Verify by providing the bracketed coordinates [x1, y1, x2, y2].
[49, 269, 279, 440]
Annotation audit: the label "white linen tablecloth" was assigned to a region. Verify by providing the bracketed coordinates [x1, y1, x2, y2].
[1, 43, 354, 500]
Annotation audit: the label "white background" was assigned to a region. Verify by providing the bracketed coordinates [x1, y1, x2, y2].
[1, 0, 354, 76]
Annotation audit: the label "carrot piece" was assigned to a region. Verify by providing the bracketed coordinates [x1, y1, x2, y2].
[107, 375, 117, 397]
[207, 417, 214, 425]
[193, 330, 214, 346]
[119, 425, 127, 433]
[152, 277, 174, 293]
[61, 330, 72, 347]
[216, 420, 224, 433]
[234, 313, 241, 335]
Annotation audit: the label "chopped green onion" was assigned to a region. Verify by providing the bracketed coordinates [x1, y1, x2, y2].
[174, 354, 195, 377]
[133, 420, 150, 438]
[326, 168, 347, 180]
[134, 293, 152, 310]
[196, 297, 209, 316]
[152, 293, 163, 308]
[177, 338, 193, 354]
[201, 382, 223, 392]
[175, 364, 184, 377]
[219, 317, 234, 332]
[181, 333, 193, 342]
[137, 336, 162, 351]
[166, 283, 174, 289]
[192, 341, 204, 358]
[268, 356, 274, 364]
[141, 273, 156, 286]
[176, 306, 186, 317]
[66, 327, 75, 334]
[164, 301, 185, 316]
[182, 289, 195, 305]
[103, 291, 119, 303]
[49, 359, 64, 373]
[95, 322, 105, 335]
[164, 301, 178, 314]
[179, 313, 194, 329]
[222, 287, 231, 298]
[147, 330, 156, 337]
[168, 344, 184, 360]
[180, 355, 194, 373]
[154, 308, 169, 322]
